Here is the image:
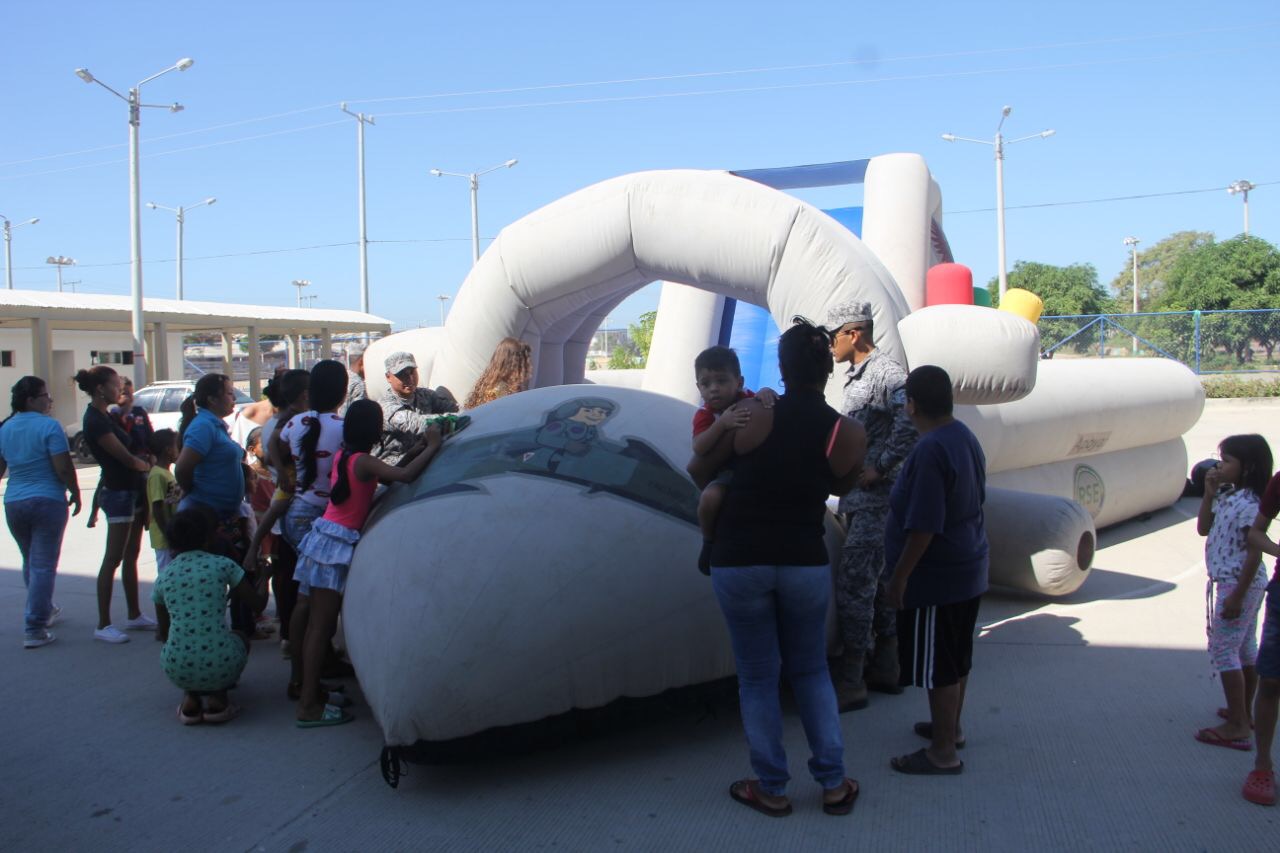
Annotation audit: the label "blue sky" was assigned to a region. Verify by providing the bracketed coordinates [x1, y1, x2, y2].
[2, 1, 1276, 332]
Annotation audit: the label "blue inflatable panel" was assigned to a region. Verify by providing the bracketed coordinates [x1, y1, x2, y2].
[824, 206, 863, 237]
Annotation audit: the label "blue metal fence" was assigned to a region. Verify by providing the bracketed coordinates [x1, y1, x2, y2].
[1040, 309, 1280, 374]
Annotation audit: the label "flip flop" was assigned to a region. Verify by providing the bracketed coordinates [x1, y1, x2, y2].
[728, 779, 792, 818]
[296, 704, 354, 729]
[202, 704, 242, 725]
[891, 748, 964, 775]
[1195, 727, 1251, 751]
[176, 705, 202, 726]
[913, 721, 966, 749]
[822, 778, 860, 815]
[1243, 769, 1276, 806]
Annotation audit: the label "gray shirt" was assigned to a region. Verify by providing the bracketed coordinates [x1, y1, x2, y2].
[341, 374, 366, 416]
[836, 348, 918, 513]
[374, 385, 458, 465]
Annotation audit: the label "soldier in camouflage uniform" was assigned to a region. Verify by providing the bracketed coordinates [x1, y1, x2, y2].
[825, 301, 918, 712]
[374, 351, 460, 466]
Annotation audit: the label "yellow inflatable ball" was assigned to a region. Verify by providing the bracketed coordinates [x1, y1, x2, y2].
[998, 287, 1044, 324]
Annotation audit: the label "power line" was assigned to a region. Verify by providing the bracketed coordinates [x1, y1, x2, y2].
[945, 181, 1280, 215]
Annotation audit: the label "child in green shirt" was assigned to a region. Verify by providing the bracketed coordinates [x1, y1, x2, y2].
[147, 429, 181, 572]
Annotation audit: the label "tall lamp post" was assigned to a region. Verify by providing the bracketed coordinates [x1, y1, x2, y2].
[75, 58, 195, 387]
[942, 106, 1055, 299]
[339, 103, 375, 320]
[1227, 180, 1257, 235]
[291, 279, 311, 308]
[2, 215, 39, 290]
[1123, 236, 1141, 354]
[46, 256, 76, 292]
[436, 294, 450, 326]
[429, 159, 518, 266]
[146, 197, 215, 300]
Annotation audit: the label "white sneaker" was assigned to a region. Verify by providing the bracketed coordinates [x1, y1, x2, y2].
[94, 625, 130, 644]
[46, 605, 62, 628]
[124, 613, 158, 631]
[24, 630, 56, 649]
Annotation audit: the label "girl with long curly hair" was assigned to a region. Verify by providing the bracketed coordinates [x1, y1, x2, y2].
[463, 337, 532, 410]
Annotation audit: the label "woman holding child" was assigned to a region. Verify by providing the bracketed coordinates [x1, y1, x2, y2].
[698, 319, 867, 818]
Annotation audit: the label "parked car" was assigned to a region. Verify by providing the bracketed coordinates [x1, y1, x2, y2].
[132, 379, 254, 433]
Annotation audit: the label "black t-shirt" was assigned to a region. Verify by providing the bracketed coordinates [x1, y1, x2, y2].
[84, 405, 135, 490]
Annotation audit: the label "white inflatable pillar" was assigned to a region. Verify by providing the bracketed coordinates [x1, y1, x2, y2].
[642, 283, 724, 405]
[861, 153, 936, 313]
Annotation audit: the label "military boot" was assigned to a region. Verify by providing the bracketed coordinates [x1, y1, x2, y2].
[833, 651, 868, 712]
[865, 636, 903, 694]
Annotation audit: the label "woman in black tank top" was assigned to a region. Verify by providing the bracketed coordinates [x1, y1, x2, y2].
[706, 320, 866, 817]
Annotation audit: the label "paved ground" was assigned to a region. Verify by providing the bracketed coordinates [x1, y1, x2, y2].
[4, 398, 1280, 851]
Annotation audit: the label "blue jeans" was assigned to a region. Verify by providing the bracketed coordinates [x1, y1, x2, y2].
[711, 563, 845, 795]
[6, 497, 69, 635]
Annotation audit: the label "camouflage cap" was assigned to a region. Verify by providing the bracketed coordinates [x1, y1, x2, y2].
[825, 300, 873, 330]
[384, 351, 418, 376]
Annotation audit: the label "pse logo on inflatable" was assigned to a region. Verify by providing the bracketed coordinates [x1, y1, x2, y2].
[1073, 465, 1105, 518]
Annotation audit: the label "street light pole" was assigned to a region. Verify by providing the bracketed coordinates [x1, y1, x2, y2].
[46, 256, 76, 292]
[437, 294, 450, 326]
[75, 58, 194, 387]
[1228, 180, 1256, 236]
[429, 159, 518, 266]
[1124, 236, 1140, 354]
[339, 104, 375, 317]
[292, 279, 311, 308]
[147, 197, 215, 299]
[942, 107, 1055, 300]
[2, 216, 39, 290]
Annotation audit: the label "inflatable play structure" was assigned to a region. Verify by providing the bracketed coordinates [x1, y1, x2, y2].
[348, 154, 1204, 747]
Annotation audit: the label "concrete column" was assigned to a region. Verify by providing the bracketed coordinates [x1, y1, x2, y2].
[152, 321, 170, 382]
[246, 326, 262, 398]
[293, 333, 304, 369]
[221, 332, 234, 377]
[285, 334, 297, 369]
[30, 317, 52, 382]
[319, 327, 332, 360]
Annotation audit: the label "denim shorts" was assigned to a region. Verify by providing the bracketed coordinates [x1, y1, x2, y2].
[100, 487, 141, 524]
[283, 499, 325, 551]
[1256, 577, 1280, 680]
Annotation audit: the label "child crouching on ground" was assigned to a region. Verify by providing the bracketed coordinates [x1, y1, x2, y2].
[1195, 434, 1273, 754]
[153, 508, 269, 725]
[294, 399, 444, 728]
[685, 346, 774, 574]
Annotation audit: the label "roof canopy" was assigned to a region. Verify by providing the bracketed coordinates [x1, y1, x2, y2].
[0, 289, 391, 335]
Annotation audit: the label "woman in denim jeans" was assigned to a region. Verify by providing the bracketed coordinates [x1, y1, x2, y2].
[699, 320, 867, 818]
[77, 366, 154, 644]
[0, 376, 82, 648]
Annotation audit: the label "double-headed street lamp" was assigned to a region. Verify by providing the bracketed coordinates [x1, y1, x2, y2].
[1123, 236, 1141, 354]
[2, 215, 39, 290]
[1227, 180, 1257, 236]
[942, 106, 1055, 299]
[147, 197, 215, 300]
[46, 256, 76, 292]
[292, 279, 311, 308]
[75, 58, 194, 387]
[339, 103, 375, 319]
[429, 159, 518, 266]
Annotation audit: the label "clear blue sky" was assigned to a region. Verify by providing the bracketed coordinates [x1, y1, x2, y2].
[3, 1, 1277, 332]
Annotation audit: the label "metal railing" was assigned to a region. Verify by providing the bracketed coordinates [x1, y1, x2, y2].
[1040, 309, 1280, 374]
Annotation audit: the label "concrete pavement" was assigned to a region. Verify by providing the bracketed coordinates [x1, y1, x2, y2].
[3, 398, 1280, 851]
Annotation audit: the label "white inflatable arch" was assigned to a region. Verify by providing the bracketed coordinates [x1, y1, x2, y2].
[418, 169, 911, 401]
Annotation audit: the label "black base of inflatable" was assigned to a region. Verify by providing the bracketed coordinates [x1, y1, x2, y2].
[378, 676, 740, 787]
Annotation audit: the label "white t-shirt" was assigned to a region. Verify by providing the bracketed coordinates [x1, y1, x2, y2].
[1205, 488, 1263, 582]
[280, 411, 344, 509]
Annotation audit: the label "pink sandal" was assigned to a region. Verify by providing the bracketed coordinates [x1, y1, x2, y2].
[1243, 770, 1276, 806]
[177, 704, 202, 726]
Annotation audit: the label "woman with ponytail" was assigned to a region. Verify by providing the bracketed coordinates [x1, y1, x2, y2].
[291, 398, 443, 727]
[0, 376, 81, 647]
[700, 318, 867, 818]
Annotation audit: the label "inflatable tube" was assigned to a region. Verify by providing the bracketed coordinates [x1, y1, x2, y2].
[973, 287, 993, 308]
[956, 359, 1205, 475]
[985, 487, 1095, 596]
[988, 438, 1188, 529]
[897, 304, 1039, 404]
[344, 385, 847, 745]
[423, 170, 911, 408]
[999, 288, 1044, 324]
[926, 263, 973, 306]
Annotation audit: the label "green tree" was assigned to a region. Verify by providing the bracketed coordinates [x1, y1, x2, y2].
[1109, 230, 1214, 310]
[607, 310, 657, 369]
[988, 261, 1117, 315]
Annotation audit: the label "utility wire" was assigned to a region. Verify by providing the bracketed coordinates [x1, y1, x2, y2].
[945, 181, 1280, 215]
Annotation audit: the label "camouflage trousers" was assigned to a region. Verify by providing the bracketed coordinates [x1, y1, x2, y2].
[836, 506, 896, 655]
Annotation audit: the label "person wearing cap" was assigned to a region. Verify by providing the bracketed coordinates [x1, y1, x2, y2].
[374, 351, 459, 466]
[340, 343, 367, 416]
[826, 299, 918, 711]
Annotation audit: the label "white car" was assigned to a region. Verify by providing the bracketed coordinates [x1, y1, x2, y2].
[131, 379, 254, 434]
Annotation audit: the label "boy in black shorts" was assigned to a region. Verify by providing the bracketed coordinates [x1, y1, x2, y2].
[884, 365, 988, 775]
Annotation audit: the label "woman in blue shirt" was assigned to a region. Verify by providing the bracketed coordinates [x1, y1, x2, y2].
[0, 376, 82, 648]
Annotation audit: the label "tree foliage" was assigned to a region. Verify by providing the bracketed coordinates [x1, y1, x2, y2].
[988, 261, 1117, 316]
[1108, 230, 1214, 308]
[606, 311, 657, 369]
